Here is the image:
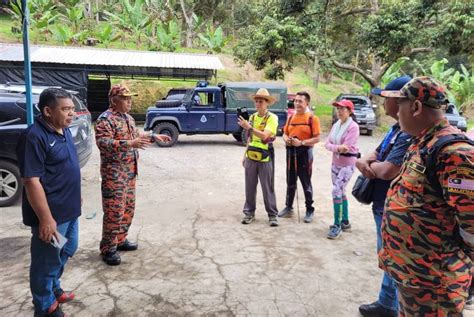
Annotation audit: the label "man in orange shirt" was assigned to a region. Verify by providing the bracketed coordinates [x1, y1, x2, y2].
[279, 91, 321, 222]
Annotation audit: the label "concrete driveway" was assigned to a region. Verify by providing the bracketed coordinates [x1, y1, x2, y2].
[1, 133, 472, 316]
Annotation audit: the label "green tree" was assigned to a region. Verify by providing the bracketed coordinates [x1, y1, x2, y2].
[233, 16, 305, 79]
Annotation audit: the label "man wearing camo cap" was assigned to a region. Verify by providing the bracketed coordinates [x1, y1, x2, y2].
[378, 76, 474, 315]
[95, 84, 170, 265]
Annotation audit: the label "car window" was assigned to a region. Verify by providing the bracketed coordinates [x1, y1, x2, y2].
[192, 92, 214, 107]
[72, 95, 86, 112]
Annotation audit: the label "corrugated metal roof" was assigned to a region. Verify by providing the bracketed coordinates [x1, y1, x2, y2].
[0, 43, 224, 70]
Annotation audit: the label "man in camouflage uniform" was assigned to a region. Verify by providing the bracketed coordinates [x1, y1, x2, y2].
[379, 77, 474, 316]
[95, 84, 170, 265]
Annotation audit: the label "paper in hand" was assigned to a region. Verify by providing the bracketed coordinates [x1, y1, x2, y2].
[51, 232, 68, 249]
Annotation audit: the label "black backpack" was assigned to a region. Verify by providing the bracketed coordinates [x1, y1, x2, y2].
[420, 133, 474, 197]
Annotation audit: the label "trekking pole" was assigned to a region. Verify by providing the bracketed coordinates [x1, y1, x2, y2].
[293, 146, 300, 223]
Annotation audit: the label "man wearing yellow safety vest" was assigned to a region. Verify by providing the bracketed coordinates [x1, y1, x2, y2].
[238, 88, 279, 226]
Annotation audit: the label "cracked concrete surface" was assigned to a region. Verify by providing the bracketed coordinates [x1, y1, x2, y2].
[2, 133, 473, 316]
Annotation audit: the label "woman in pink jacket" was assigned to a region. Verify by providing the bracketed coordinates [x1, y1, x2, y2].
[325, 99, 360, 239]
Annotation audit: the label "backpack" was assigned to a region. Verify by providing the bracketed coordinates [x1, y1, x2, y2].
[287, 114, 315, 136]
[420, 134, 474, 197]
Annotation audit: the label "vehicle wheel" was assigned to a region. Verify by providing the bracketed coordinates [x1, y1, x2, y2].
[0, 160, 22, 207]
[366, 129, 374, 136]
[232, 132, 242, 142]
[155, 100, 182, 108]
[153, 122, 179, 147]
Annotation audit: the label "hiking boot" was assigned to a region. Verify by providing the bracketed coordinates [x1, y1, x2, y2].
[278, 206, 294, 218]
[241, 215, 255, 225]
[359, 301, 397, 317]
[102, 251, 121, 266]
[54, 288, 75, 303]
[117, 239, 138, 251]
[269, 216, 279, 227]
[327, 225, 342, 239]
[341, 220, 352, 232]
[303, 210, 314, 223]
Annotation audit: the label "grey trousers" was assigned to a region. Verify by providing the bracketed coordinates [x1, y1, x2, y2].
[243, 158, 278, 217]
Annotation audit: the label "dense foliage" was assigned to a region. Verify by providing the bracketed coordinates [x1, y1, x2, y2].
[2, 0, 473, 110]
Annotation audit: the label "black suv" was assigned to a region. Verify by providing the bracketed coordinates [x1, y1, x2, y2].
[0, 91, 92, 207]
[333, 94, 376, 135]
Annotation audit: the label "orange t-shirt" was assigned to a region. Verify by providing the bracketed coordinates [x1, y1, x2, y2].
[284, 112, 321, 141]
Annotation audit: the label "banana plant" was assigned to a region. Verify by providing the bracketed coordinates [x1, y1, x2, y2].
[429, 58, 455, 83]
[103, 0, 152, 47]
[449, 64, 474, 113]
[6, 0, 58, 41]
[52, 24, 88, 45]
[95, 24, 119, 48]
[154, 20, 181, 52]
[63, 5, 85, 34]
[381, 57, 410, 87]
[5, 1, 24, 37]
[198, 25, 229, 53]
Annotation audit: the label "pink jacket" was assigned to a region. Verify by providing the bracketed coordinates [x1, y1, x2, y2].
[325, 121, 360, 167]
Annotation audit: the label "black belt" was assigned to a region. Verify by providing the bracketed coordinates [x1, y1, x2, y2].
[339, 152, 361, 158]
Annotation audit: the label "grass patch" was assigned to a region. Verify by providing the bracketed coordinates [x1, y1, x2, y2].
[0, 14, 20, 42]
[111, 78, 198, 113]
[468, 120, 474, 130]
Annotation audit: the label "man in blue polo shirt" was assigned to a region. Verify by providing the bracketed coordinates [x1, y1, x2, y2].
[17, 88, 81, 317]
[356, 76, 413, 317]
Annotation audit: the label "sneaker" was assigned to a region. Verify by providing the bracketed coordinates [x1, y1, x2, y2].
[341, 220, 352, 232]
[465, 294, 474, 310]
[269, 216, 279, 227]
[102, 251, 121, 266]
[359, 301, 397, 317]
[241, 215, 255, 225]
[46, 304, 65, 317]
[327, 225, 342, 239]
[34, 301, 65, 317]
[303, 211, 314, 223]
[54, 288, 75, 303]
[278, 206, 294, 218]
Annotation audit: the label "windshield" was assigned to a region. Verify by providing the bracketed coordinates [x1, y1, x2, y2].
[183, 89, 194, 103]
[167, 94, 186, 100]
[345, 97, 369, 110]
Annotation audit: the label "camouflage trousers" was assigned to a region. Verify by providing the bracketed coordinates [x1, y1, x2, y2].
[99, 163, 137, 254]
[397, 285, 467, 317]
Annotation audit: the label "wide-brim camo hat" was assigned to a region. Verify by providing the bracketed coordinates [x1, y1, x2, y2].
[109, 84, 138, 98]
[251, 88, 276, 105]
[371, 75, 412, 96]
[381, 76, 448, 109]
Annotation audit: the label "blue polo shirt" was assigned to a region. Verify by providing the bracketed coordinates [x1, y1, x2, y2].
[16, 117, 81, 226]
[371, 123, 412, 204]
